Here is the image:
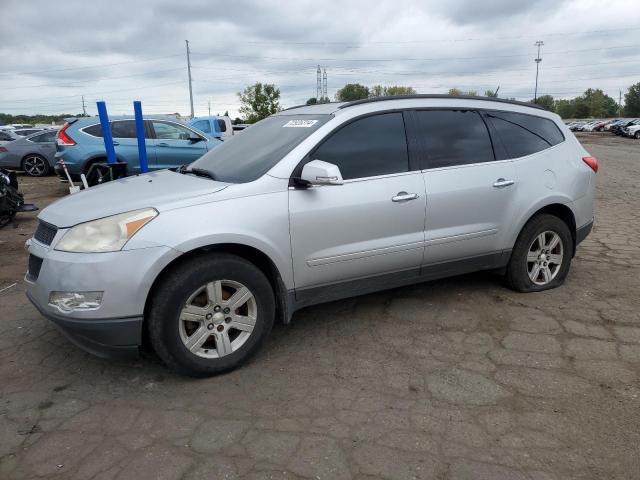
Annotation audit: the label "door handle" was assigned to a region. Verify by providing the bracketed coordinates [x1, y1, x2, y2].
[493, 178, 514, 188]
[112, 141, 119, 146]
[392, 192, 419, 202]
[157, 142, 169, 147]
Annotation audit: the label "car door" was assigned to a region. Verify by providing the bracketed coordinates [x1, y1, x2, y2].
[411, 109, 518, 266]
[288, 112, 426, 292]
[28, 131, 57, 164]
[109, 120, 146, 173]
[150, 120, 208, 169]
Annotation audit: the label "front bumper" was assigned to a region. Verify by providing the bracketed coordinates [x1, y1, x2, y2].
[25, 237, 180, 359]
[27, 291, 141, 358]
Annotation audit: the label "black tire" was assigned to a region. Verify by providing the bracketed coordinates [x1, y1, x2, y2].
[635, 131, 640, 140]
[22, 155, 50, 177]
[505, 214, 573, 293]
[147, 253, 275, 377]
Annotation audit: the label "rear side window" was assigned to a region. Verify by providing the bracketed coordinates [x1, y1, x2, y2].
[486, 111, 564, 159]
[29, 131, 56, 143]
[110, 120, 137, 139]
[313, 112, 408, 180]
[413, 110, 494, 169]
[83, 124, 103, 137]
[217, 119, 227, 132]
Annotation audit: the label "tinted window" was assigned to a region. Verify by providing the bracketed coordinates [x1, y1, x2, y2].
[217, 119, 227, 132]
[313, 113, 408, 180]
[110, 120, 138, 139]
[83, 124, 103, 137]
[0, 132, 13, 141]
[29, 131, 56, 143]
[152, 121, 193, 140]
[413, 110, 494, 168]
[192, 120, 211, 133]
[486, 111, 564, 159]
[191, 114, 329, 183]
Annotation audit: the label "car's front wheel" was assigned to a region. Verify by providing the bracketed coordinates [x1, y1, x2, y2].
[148, 253, 275, 377]
[505, 214, 573, 292]
[634, 131, 640, 140]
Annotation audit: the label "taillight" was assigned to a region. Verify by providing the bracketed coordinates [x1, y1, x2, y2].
[0, 146, 7, 152]
[582, 156, 598, 173]
[57, 122, 76, 146]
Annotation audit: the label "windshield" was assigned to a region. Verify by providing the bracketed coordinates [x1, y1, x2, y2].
[190, 114, 330, 183]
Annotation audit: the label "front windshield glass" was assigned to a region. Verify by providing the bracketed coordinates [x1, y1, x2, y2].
[189, 114, 330, 183]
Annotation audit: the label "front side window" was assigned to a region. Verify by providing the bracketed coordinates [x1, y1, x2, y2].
[192, 120, 211, 134]
[152, 121, 193, 140]
[414, 110, 494, 169]
[312, 112, 409, 180]
[486, 111, 564, 160]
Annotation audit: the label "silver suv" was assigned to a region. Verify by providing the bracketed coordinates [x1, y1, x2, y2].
[25, 95, 596, 376]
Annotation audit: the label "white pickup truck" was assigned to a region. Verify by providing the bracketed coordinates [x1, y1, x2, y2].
[189, 116, 234, 140]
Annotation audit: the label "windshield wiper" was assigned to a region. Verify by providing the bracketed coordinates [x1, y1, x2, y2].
[182, 167, 217, 181]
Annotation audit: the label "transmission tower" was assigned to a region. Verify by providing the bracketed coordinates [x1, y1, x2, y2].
[322, 68, 327, 101]
[316, 65, 322, 101]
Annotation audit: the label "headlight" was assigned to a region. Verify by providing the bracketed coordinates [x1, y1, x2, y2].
[55, 208, 158, 253]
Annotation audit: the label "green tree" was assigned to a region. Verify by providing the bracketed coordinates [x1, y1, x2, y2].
[369, 85, 385, 98]
[484, 89, 498, 98]
[554, 99, 575, 119]
[336, 83, 369, 101]
[237, 82, 281, 123]
[223, 110, 229, 117]
[532, 95, 555, 112]
[306, 97, 318, 105]
[383, 85, 417, 96]
[624, 82, 640, 116]
[448, 88, 477, 96]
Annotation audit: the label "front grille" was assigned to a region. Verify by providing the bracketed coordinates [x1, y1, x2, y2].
[27, 255, 43, 281]
[34, 221, 57, 246]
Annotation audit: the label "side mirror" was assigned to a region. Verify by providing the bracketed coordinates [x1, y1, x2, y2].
[300, 159, 344, 186]
[189, 135, 203, 143]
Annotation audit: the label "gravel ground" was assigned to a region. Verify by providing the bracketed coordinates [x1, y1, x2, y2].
[1, 133, 639, 480]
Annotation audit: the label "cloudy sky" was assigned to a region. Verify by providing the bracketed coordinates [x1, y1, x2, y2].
[1, 0, 639, 118]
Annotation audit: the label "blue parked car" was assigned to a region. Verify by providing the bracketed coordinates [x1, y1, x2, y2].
[54, 116, 221, 180]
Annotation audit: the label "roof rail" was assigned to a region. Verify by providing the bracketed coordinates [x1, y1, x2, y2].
[338, 94, 544, 110]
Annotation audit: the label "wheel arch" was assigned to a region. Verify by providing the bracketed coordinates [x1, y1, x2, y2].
[514, 202, 577, 256]
[141, 242, 292, 350]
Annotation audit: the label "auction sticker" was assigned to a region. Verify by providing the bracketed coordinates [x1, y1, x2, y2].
[283, 120, 318, 128]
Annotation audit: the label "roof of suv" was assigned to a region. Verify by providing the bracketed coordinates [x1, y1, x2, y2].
[278, 94, 544, 116]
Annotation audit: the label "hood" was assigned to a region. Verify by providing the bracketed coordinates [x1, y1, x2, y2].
[39, 169, 229, 228]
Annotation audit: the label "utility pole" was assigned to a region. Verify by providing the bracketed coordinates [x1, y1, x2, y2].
[316, 65, 322, 101]
[81, 95, 87, 116]
[322, 68, 327, 101]
[185, 40, 194, 118]
[619, 90, 623, 116]
[534, 40, 544, 103]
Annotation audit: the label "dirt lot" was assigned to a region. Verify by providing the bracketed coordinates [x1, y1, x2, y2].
[1, 134, 639, 480]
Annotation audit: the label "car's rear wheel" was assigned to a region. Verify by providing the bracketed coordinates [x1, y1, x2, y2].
[505, 214, 573, 292]
[634, 131, 640, 139]
[147, 253, 275, 377]
[22, 155, 49, 177]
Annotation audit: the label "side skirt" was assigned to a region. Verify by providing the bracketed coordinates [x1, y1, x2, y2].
[290, 250, 511, 313]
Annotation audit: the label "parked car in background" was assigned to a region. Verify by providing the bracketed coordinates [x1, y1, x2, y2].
[0, 130, 57, 176]
[612, 119, 639, 136]
[623, 123, 640, 139]
[0, 130, 18, 143]
[13, 128, 46, 137]
[232, 123, 250, 133]
[189, 116, 233, 140]
[54, 116, 222, 180]
[26, 95, 595, 376]
[568, 121, 586, 131]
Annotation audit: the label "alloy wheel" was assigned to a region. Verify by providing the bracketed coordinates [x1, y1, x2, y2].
[526, 231, 564, 286]
[23, 156, 47, 176]
[178, 279, 257, 359]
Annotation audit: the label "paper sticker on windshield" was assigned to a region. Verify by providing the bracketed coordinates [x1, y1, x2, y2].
[283, 120, 318, 128]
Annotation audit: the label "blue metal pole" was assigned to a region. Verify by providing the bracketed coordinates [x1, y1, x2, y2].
[133, 101, 148, 173]
[96, 101, 116, 164]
